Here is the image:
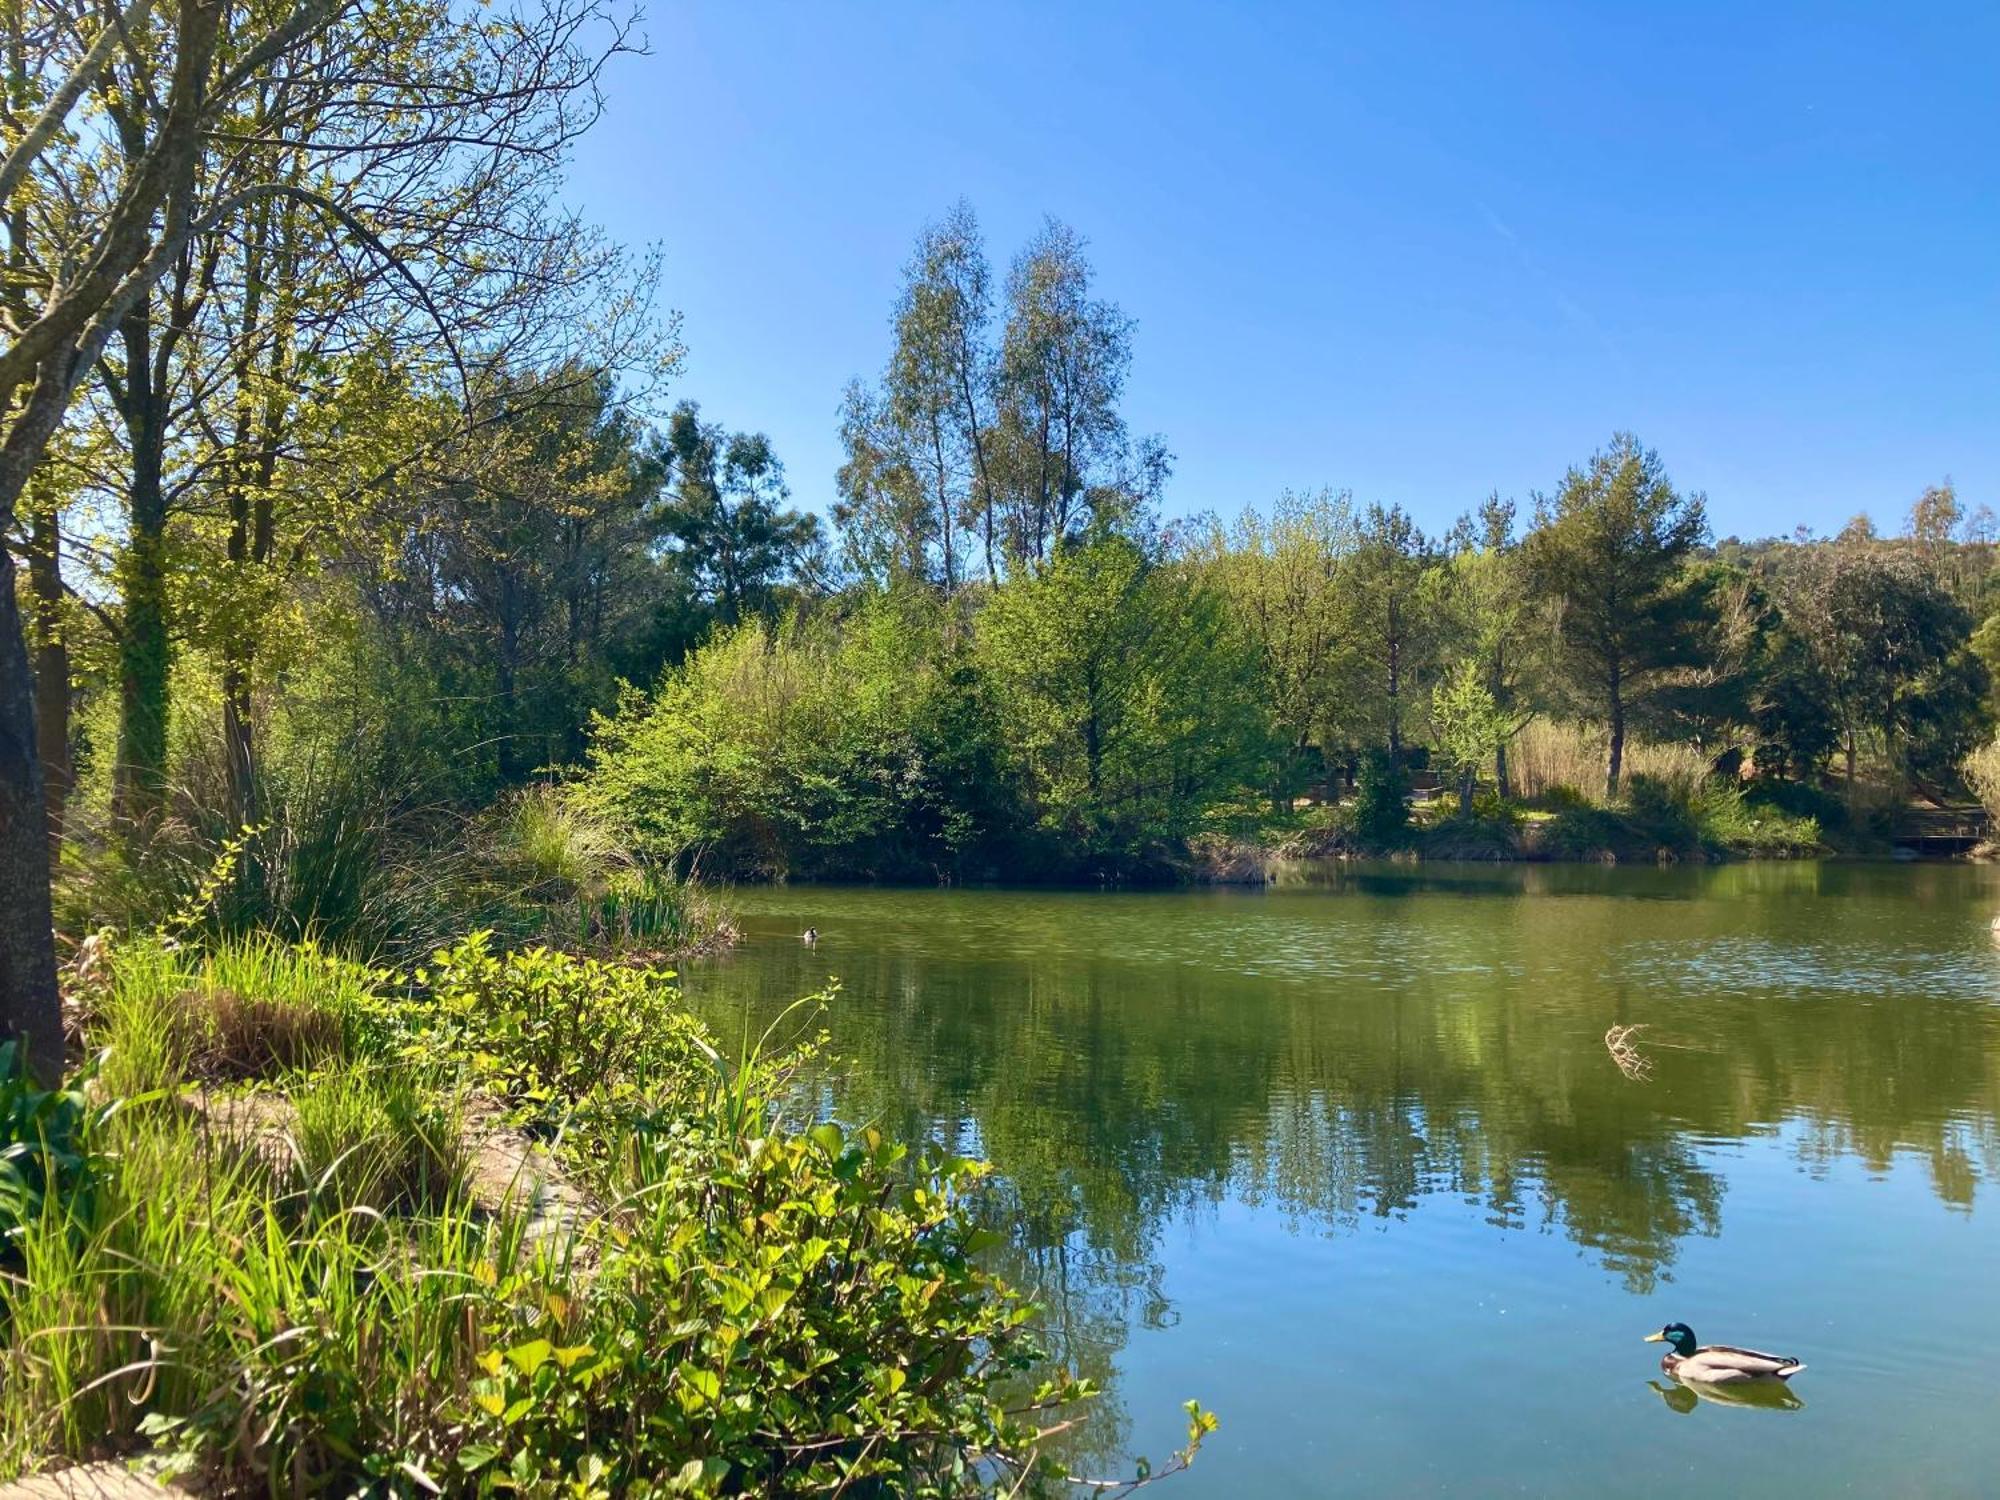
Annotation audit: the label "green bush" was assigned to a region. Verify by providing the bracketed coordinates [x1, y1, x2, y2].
[465, 1120, 1118, 1497]
[410, 933, 716, 1130]
[1351, 749, 1412, 850]
[579, 595, 1026, 882]
[1690, 782, 1821, 856]
[0, 1045, 116, 1276]
[1745, 775, 1847, 831]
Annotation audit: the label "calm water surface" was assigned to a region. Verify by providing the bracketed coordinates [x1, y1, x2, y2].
[682, 862, 2000, 1497]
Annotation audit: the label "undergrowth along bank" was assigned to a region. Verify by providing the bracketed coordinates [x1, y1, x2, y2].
[1, 931, 1212, 1497]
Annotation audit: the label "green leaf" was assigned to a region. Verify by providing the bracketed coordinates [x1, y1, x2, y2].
[505, 1338, 553, 1376]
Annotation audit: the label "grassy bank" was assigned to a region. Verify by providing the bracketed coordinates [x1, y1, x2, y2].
[1253, 768, 1838, 869]
[1, 932, 1209, 1496]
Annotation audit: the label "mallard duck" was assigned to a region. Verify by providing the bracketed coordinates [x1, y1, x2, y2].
[1644, 1323, 1804, 1384]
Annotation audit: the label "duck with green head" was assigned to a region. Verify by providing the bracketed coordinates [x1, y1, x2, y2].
[1645, 1322, 1805, 1385]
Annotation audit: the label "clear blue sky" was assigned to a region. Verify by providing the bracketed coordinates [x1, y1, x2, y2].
[567, 1, 1999, 543]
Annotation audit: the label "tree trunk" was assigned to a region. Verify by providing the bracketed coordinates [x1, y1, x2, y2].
[0, 542, 62, 1082]
[28, 482, 70, 844]
[1494, 736, 1512, 802]
[1606, 692, 1625, 800]
[1385, 599, 1402, 761]
[1458, 768, 1474, 817]
[114, 308, 170, 823]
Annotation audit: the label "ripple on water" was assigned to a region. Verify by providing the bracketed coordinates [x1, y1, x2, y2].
[1619, 935, 2000, 1003]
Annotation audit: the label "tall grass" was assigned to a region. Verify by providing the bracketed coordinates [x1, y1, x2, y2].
[496, 784, 624, 896]
[92, 935, 374, 1097]
[0, 1102, 539, 1485]
[291, 1063, 469, 1216]
[1963, 739, 2000, 822]
[1508, 720, 1711, 804]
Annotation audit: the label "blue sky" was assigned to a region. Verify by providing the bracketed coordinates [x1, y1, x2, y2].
[567, 1, 1999, 542]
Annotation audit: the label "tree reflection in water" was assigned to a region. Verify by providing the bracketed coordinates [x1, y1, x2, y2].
[687, 861, 2000, 1474]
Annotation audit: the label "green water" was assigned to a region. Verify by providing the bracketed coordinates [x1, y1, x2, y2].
[682, 862, 2000, 1497]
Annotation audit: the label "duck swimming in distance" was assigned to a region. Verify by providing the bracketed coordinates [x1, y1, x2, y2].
[1645, 1323, 1805, 1385]
[801, 927, 818, 944]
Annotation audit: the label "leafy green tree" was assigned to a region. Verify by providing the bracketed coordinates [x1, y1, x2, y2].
[1442, 494, 1536, 796]
[1341, 502, 1447, 760]
[1430, 660, 1505, 814]
[975, 538, 1271, 876]
[1196, 488, 1357, 809]
[359, 366, 673, 783]
[661, 404, 823, 628]
[1523, 434, 1710, 796]
[1781, 545, 1980, 792]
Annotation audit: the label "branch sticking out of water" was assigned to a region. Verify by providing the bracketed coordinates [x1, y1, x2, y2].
[1605, 1024, 1652, 1082]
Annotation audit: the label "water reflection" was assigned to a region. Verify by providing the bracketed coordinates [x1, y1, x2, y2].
[684, 863, 2000, 1483]
[1649, 1379, 1805, 1414]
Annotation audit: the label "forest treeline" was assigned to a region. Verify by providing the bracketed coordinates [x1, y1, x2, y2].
[15, 176, 2000, 909]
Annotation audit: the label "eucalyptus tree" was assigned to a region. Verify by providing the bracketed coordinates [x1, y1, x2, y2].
[990, 218, 1167, 569]
[838, 206, 1167, 587]
[1522, 435, 1710, 797]
[887, 202, 995, 589]
[835, 204, 993, 592]
[0, 0, 649, 1077]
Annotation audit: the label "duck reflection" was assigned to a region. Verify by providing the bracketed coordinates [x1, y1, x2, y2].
[1648, 1378, 1804, 1414]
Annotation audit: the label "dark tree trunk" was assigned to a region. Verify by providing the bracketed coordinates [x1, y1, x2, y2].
[28, 484, 70, 844]
[1606, 688, 1626, 800]
[114, 306, 170, 822]
[1385, 598, 1402, 761]
[1495, 737, 1512, 802]
[0, 542, 61, 1082]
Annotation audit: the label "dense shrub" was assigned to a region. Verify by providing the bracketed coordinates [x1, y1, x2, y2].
[409, 933, 715, 1131]
[580, 593, 1025, 881]
[582, 552, 1278, 884]
[1351, 749, 1412, 850]
[0, 1046, 115, 1275]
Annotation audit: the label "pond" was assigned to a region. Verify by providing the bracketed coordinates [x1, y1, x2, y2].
[681, 862, 2000, 1497]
